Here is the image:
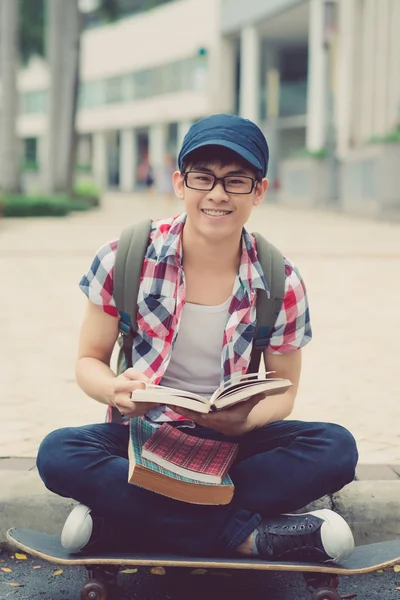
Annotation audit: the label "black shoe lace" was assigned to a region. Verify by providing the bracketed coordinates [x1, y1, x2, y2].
[256, 515, 329, 562]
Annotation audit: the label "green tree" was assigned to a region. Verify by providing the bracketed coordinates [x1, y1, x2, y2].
[0, 0, 20, 192]
[19, 0, 44, 63]
[45, 0, 82, 194]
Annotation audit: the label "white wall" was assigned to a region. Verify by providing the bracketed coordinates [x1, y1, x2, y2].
[76, 92, 208, 133]
[18, 57, 48, 91]
[220, 0, 305, 33]
[80, 0, 218, 78]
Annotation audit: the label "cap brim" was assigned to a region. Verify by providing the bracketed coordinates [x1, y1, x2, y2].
[180, 139, 263, 172]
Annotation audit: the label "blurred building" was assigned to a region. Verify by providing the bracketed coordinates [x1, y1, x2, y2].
[17, 0, 400, 215]
[18, 0, 223, 192]
[220, 0, 400, 210]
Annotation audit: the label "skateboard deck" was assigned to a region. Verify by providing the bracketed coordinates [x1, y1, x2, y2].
[6, 528, 400, 600]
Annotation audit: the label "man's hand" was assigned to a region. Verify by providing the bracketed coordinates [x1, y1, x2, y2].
[111, 368, 160, 418]
[170, 393, 267, 437]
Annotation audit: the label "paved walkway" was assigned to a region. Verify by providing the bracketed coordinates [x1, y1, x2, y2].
[1, 193, 399, 463]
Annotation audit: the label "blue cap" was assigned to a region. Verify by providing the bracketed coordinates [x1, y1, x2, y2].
[178, 114, 269, 177]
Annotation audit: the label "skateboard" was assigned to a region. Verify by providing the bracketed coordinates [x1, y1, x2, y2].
[6, 527, 400, 600]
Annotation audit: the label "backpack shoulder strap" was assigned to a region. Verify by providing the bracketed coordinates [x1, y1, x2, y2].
[111, 219, 152, 424]
[114, 218, 152, 366]
[247, 232, 286, 373]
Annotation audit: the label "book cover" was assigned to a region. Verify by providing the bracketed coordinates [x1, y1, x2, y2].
[142, 423, 238, 484]
[128, 418, 235, 505]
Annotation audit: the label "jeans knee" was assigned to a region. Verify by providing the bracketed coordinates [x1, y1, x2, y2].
[36, 428, 72, 489]
[324, 423, 358, 485]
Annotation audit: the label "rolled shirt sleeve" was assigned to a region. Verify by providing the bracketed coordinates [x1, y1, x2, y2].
[79, 240, 119, 318]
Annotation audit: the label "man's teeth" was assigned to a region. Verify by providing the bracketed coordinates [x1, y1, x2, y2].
[202, 209, 231, 216]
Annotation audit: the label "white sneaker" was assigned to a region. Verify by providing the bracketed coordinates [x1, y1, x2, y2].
[61, 503, 95, 553]
[255, 509, 355, 563]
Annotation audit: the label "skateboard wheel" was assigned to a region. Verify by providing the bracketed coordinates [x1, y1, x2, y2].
[312, 589, 341, 600]
[81, 579, 108, 600]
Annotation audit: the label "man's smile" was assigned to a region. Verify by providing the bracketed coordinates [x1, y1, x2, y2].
[201, 209, 233, 217]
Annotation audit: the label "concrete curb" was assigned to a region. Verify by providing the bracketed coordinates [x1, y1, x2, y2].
[1, 470, 399, 552]
[0, 471, 76, 551]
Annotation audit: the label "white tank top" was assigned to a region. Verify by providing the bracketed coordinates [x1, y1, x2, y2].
[159, 297, 231, 397]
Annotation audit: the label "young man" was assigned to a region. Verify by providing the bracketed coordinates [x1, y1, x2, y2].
[37, 114, 358, 562]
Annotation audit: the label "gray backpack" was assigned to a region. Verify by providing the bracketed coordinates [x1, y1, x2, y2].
[112, 219, 285, 423]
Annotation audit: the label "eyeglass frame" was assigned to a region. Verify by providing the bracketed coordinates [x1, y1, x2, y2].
[182, 170, 260, 195]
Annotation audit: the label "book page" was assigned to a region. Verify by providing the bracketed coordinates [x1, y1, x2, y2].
[210, 372, 275, 404]
[216, 378, 283, 400]
[138, 383, 208, 404]
[213, 379, 292, 410]
[131, 389, 210, 413]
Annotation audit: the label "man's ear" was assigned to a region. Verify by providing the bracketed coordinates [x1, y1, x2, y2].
[253, 178, 268, 206]
[173, 171, 185, 199]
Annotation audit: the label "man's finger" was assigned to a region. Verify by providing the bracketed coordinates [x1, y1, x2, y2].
[123, 369, 149, 382]
[121, 380, 147, 394]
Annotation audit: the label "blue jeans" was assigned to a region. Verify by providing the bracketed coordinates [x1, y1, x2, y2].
[36, 420, 358, 556]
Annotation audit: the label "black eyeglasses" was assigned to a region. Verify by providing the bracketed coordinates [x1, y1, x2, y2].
[184, 171, 258, 195]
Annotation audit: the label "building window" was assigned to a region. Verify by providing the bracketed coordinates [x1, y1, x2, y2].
[22, 137, 38, 171]
[133, 69, 152, 100]
[105, 75, 132, 104]
[79, 80, 105, 107]
[279, 46, 308, 118]
[20, 90, 47, 114]
[23, 52, 208, 113]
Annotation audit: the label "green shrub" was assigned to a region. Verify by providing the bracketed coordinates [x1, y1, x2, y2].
[68, 196, 94, 211]
[73, 180, 101, 208]
[74, 180, 100, 198]
[1, 193, 92, 217]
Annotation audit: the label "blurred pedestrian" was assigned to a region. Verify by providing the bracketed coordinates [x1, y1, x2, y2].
[137, 154, 154, 193]
[160, 153, 175, 199]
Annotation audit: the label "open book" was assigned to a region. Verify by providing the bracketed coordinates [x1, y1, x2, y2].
[130, 372, 292, 414]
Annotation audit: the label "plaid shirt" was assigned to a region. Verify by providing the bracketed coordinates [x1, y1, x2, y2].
[80, 213, 312, 424]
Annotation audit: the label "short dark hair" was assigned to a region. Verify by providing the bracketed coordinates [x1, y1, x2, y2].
[180, 145, 262, 180]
